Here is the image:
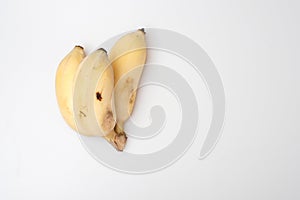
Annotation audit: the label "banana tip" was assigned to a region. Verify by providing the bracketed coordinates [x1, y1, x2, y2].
[113, 132, 127, 151]
[97, 48, 107, 53]
[75, 45, 84, 50]
[138, 28, 145, 34]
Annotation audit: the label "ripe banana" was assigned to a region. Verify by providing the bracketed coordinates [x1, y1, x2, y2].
[56, 29, 147, 152]
[108, 29, 147, 146]
[73, 48, 116, 136]
[73, 48, 127, 151]
[55, 46, 85, 131]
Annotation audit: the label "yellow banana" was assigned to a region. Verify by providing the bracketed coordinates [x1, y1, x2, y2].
[73, 48, 127, 151]
[73, 48, 115, 136]
[55, 46, 85, 130]
[108, 29, 147, 149]
[56, 29, 147, 151]
[56, 47, 125, 150]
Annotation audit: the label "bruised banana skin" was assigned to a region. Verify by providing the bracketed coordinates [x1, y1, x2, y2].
[55, 46, 85, 131]
[107, 28, 147, 149]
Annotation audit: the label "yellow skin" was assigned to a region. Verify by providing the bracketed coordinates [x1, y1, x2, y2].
[107, 29, 147, 150]
[55, 46, 85, 130]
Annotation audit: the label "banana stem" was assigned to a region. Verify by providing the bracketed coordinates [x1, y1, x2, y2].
[114, 122, 124, 134]
[104, 128, 127, 151]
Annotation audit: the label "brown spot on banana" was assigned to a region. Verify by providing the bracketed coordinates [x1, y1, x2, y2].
[128, 91, 137, 115]
[79, 111, 86, 118]
[126, 77, 133, 84]
[101, 110, 115, 133]
[96, 92, 102, 101]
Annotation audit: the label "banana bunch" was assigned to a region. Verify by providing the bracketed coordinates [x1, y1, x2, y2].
[55, 29, 146, 151]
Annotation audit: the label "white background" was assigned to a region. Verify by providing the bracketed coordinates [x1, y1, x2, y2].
[1, 0, 300, 199]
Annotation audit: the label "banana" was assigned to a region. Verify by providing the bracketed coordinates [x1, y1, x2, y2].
[73, 48, 115, 136]
[107, 28, 147, 148]
[72, 48, 126, 151]
[55, 46, 85, 131]
[56, 29, 146, 152]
